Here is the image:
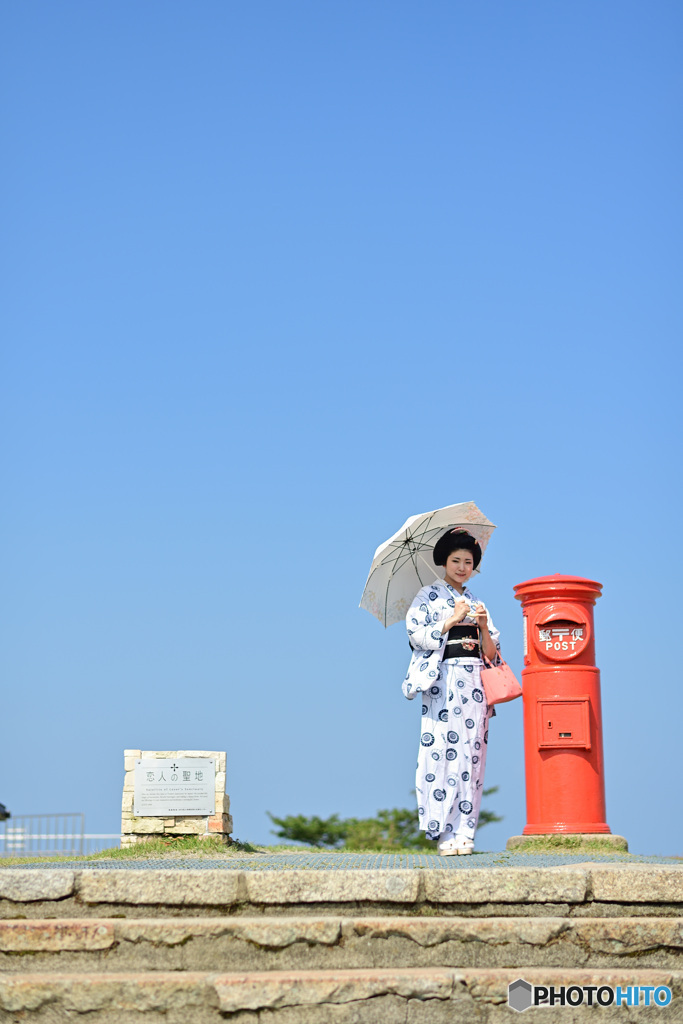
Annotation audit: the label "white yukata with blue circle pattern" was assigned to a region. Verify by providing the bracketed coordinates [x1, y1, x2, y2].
[403, 580, 501, 842]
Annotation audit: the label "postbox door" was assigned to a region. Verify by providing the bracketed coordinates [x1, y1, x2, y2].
[536, 697, 591, 750]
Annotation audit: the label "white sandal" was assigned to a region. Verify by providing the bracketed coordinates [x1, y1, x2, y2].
[437, 835, 475, 856]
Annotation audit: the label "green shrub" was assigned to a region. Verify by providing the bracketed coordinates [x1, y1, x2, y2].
[268, 788, 502, 852]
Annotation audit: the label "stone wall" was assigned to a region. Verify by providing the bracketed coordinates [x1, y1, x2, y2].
[121, 750, 233, 849]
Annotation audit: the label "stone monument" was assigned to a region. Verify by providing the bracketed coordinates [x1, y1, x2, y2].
[121, 749, 232, 848]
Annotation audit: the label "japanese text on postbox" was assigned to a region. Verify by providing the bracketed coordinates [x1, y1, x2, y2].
[538, 626, 584, 652]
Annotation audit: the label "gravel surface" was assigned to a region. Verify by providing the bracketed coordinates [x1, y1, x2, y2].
[6, 851, 681, 870]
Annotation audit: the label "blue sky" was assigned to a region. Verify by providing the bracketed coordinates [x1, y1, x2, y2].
[2, 1, 681, 854]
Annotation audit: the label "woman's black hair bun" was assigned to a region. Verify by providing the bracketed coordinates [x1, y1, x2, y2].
[432, 528, 482, 569]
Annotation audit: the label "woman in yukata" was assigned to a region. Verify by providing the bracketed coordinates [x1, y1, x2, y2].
[402, 529, 501, 856]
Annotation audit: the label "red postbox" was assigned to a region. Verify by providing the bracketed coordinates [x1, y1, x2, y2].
[513, 574, 611, 835]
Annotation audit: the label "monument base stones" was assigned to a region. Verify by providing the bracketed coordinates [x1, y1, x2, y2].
[121, 750, 232, 849]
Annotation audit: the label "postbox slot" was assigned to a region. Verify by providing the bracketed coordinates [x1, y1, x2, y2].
[536, 619, 585, 652]
[536, 697, 591, 750]
[530, 601, 592, 662]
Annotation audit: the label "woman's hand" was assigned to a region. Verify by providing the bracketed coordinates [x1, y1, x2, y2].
[471, 602, 488, 629]
[472, 603, 498, 661]
[442, 597, 471, 632]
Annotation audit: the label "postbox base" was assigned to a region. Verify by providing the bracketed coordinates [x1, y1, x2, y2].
[523, 821, 610, 834]
[508, 833, 628, 852]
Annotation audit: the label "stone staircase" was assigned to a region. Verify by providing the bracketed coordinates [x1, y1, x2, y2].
[0, 862, 681, 1022]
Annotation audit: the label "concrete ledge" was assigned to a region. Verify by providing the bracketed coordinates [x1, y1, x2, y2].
[0, 971, 220, 1014]
[0, 920, 116, 953]
[1, 968, 680, 1020]
[244, 869, 421, 905]
[584, 864, 683, 903]
[422, 866, 588, 904]
[77, 870, 243, 907]
[1, 916, 681, 971]
[0, 866, 681, 917]
[214, 967, 683, 1017]
[115, 917, 343, 952]
[214, 966, 459, 1013]
[246, 867, 589, 907]
[0, 871, 75, 902]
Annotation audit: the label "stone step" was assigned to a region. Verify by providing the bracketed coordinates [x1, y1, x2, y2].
[1, 864, 682, 918]
[0, 967, 681, 1023]
[0, 915, 682, 973]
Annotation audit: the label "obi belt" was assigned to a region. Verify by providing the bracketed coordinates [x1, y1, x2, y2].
[443, 624, 480, 660]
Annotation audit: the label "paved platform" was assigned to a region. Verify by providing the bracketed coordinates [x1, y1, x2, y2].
[5, 850, 681, 870]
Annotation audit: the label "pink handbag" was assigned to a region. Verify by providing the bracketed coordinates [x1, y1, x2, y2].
[480, 652, 522, 706]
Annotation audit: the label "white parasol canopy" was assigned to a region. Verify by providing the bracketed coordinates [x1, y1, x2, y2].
[359, 501, 496, 627]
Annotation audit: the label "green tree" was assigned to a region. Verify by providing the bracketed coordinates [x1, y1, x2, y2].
[265, 812, 349, 848]
[268, 788, 502, 852]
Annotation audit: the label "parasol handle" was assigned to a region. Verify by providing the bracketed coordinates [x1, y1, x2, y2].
[417, 552, 442, 585]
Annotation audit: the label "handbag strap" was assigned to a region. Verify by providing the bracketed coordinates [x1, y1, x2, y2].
[480, 641, 504, 669]
[469, 602, 503, 668]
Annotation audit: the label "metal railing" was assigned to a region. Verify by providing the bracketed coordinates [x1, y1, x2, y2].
[0, 814, 120, 857]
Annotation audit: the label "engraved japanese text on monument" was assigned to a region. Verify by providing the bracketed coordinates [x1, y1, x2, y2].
[134, 758, 216, 816]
